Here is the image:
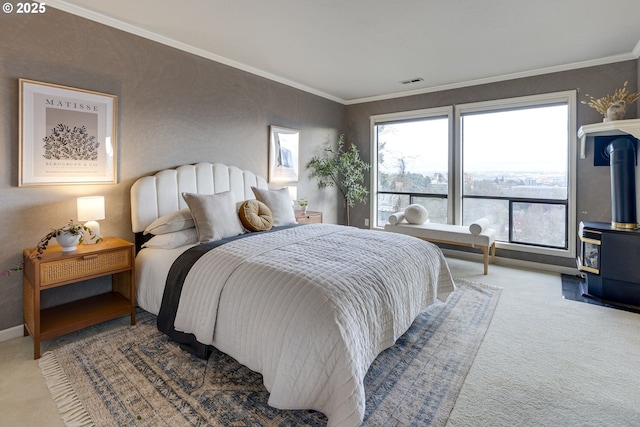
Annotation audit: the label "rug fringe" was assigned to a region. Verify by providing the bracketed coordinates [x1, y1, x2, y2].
[39, 351, 94, 427]
[454, 277, 504, 290]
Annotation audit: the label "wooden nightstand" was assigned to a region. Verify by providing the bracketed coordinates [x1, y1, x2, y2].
[295, 210, 323, 224]
[22, 237, 135, 359]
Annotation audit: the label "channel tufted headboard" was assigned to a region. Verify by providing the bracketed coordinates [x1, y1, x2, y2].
[130, 162, 268, 235]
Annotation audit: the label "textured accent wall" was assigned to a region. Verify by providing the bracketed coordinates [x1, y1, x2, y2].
[346, 61, 639, 267]
[0, 9, 637, 331]
[0, 9, 345, 331]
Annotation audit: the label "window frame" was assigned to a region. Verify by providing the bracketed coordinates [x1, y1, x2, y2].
[369, 91, 577, 259]
[370, 106, 455, 227]
[455, 91, 577, 258]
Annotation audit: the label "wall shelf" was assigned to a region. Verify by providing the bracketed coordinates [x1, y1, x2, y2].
[577, 118, 640, 159]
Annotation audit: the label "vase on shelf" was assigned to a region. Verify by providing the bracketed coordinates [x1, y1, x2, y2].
[605, 100, 626, 122]
[55, 231, 81, 252]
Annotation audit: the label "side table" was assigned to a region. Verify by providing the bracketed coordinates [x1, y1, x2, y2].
[22, 237, 136, 359]
[295, 210, 323, 224]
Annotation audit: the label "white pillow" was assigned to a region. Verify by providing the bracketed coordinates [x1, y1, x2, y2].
[469, 218, 491, 235]
[182, 191, 245, 243]
[251, 187, 297, 226]
[142, 228, 199, 249]
[404, 204, 429, 224]
[143, 208, 194, 235]
[388, 212, 405, 225]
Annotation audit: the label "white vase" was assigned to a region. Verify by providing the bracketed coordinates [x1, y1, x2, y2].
[606, 100, 626, 121]
[55, 232, 81, 252]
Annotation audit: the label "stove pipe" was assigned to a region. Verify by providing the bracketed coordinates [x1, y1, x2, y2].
[606, 138, 638, 229]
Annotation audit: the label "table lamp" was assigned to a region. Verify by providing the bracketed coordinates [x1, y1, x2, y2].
[286, 186, 297, 206]
[77, 196, 105, 244]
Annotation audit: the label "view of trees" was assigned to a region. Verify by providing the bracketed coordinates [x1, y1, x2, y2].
[374, 102, 570, 249]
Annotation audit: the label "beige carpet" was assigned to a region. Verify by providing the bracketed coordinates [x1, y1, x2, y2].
[1, 258, 638, 427]
[445, 258, 640, 426]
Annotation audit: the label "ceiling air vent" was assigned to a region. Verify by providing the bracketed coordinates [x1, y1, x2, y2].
[400, 77, 424, 85]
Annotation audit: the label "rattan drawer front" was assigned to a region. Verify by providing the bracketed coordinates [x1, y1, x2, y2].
[39, 249, 131, 287]
[295, 211, 322, 224]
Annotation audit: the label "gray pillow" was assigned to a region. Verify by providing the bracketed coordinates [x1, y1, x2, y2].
[143, 208, 194, 235]
[251, 187, 297, 226]
[142, 228, 199, 249]
[182, 191, 244, 243]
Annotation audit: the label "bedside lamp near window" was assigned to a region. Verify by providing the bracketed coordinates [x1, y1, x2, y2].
[77, 196, 105, 244]
[286, 186, 297, 207]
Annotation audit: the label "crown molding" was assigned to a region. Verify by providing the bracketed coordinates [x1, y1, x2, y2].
[45, 2, 640, 106]
[46, 1, 346, 104]
[345, 49, 640, 105]
[633, 39, 640, 58]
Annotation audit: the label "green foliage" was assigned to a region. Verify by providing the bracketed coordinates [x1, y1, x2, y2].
[3, 218, 100, 275]
[378, 171, 433, 193]
[31, 220, 99, 259]
[306, 135, 370, 224]
[1, 264, 22, 277]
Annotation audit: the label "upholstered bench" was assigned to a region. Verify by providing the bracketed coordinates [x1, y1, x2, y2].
[384, 220, 497, 275]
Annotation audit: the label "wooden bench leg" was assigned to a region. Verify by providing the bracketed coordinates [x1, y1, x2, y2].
[482, 246, 489, 275]
[412, 234, 494, 274]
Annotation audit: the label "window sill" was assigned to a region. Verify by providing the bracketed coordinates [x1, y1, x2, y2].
[494, 241, 575, 258]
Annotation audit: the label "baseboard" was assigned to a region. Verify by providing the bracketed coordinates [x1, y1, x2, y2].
[442, 249, 579, 276]
[0, 324, 24, 343]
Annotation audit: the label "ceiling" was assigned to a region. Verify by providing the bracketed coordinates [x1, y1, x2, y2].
[48, 0, 640, 104]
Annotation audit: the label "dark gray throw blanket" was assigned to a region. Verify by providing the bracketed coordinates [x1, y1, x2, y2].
[156, 225, 299, 359]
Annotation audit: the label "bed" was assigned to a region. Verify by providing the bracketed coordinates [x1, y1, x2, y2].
[131, 162, 456, 427]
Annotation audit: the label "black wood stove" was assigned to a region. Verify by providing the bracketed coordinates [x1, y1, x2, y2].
[578, 137, 640, 306]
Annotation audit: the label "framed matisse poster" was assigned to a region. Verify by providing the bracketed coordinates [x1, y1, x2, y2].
[19, 79, 118, 186]
[268, 125, 299, 183]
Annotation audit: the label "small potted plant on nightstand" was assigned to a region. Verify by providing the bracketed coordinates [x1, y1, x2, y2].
[31, 219, 97, 258]
[297, 197, 309, 214]
[1, 220, 94, 274]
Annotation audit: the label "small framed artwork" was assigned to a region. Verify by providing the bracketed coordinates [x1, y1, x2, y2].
[269, 125, 299, 183]
[19, 79, 118, 186]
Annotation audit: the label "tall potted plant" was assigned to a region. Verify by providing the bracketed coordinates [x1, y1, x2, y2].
[306, 135, 370, 226]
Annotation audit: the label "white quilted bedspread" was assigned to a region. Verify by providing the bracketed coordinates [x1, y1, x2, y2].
[173, 224, 455, 427]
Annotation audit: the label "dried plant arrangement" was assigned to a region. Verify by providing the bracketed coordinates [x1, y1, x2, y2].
[581, 81, 640, 117]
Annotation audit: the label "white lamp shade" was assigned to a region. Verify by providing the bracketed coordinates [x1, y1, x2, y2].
[77, 196, 105, 244]
[77, 196, 105, 221]
[286, 186, 297, 201]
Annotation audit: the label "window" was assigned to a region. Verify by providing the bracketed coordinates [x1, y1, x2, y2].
[371, 92, 576, 257]
[459, 103, 570, 249]
[371, 107, 453, 227]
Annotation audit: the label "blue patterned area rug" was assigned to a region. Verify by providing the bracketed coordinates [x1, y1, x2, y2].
[40, 279, 500, 427]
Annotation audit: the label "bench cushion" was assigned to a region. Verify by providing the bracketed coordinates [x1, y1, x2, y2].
[384, 222, 496, 247]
